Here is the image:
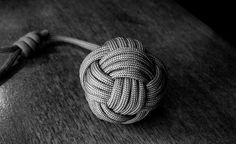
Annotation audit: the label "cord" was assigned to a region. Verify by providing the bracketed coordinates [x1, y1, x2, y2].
[0, 30, 167, 124]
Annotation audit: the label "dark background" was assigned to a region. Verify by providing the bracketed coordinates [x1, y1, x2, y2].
[175, 0, 235, 46]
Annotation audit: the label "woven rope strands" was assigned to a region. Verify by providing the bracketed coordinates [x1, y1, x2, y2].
[0, 30, 167, 124]
[80, 38, 167, 124]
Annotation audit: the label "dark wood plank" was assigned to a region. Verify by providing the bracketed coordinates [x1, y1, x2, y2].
[0, 0, 235, 143]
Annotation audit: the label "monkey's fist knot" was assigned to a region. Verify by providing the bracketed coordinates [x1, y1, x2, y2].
[80, 37, 167, 124]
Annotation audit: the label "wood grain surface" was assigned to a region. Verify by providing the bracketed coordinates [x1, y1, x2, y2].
[0, 0, 235, 143]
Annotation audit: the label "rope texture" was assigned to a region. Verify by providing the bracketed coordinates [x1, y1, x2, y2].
[0, 30, 167, 124]
[80, 37, 167, 124]
[0, 30, 49, 78]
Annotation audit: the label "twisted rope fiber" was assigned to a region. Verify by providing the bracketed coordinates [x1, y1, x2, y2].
[0, 30, 167, 124]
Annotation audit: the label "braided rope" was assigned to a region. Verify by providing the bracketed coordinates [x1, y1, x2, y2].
[0, 30, 167, 124]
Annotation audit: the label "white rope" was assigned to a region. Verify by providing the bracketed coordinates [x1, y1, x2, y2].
[1, 30, 167, 124]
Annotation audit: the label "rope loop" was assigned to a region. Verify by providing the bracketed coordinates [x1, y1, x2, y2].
[13, 30, 49, 57]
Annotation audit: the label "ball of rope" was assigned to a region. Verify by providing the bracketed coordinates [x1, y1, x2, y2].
[80, 37, 167, 124]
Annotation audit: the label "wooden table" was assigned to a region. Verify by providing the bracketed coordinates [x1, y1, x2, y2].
[0, 0, 235, 143]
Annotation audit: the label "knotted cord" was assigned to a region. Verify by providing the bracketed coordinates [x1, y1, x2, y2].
[0, 30, 167, 124]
